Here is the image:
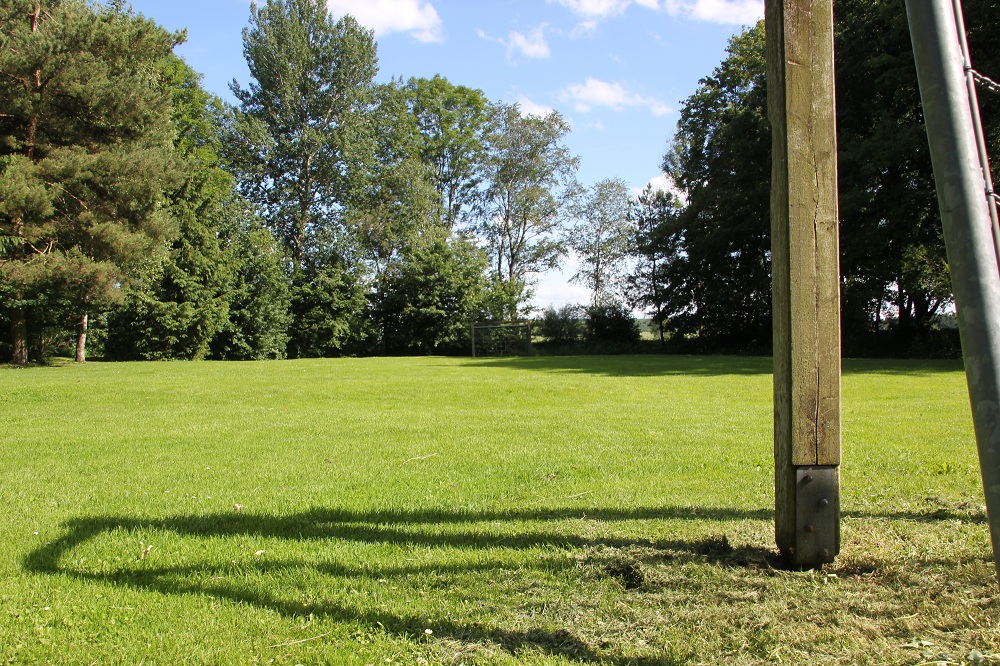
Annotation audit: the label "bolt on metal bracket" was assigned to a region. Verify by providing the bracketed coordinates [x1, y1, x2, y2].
[795, 466, 840, 564]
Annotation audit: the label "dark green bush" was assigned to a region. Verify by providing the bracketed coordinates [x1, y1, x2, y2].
[585, 302, 640, 344]
[538, 305, 584, 345]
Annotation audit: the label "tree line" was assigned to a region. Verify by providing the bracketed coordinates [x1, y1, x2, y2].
[0, 0, 594, 363]
[632, 0, 998, 356]
[3, 0, 996, 364]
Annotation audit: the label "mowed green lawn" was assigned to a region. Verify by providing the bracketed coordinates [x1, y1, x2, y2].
[1, 355, 995, 665]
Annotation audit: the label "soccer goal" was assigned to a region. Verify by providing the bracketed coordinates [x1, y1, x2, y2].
[471, 321, 533, 357]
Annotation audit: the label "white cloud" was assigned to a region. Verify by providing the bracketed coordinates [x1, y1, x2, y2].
[507, 24, 551, 59]
[549, 0, 762, 26]
[634, 174, 688, 205]
[643, 174, 677, 194]
[569, 20, 600, 37]
[662, 0, 763, 25]
[548, 0, 631, 19]
[649, 101, 673, 116]
[326, 0, 443, 42]
[561, 77, 673, 116]
[479, 24, 551, 61]
[516, 95, 555, 118]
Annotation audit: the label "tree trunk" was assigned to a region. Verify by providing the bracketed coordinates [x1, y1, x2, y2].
[10, 306, 28, 366]
[75, 312, 88, 363]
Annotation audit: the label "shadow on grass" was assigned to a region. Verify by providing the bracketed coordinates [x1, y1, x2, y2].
[841, 358, 965, 375]
[462, 355, 966, 378]
[24, 504, 786, 664]
[464, 355, 773, 377]
[24, 502, 985, 662]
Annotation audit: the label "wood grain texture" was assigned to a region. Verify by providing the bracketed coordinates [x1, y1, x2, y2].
[766, 0, 842, 559]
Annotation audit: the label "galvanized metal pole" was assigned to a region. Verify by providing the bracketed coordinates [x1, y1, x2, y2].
[951, 0, 1000, 271]
[905, 0, 1000, 583]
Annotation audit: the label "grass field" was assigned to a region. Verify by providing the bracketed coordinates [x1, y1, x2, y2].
[1, 355, 996, 665]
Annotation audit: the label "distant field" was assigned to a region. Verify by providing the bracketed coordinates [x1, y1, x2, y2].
[1, 355, 995, 665]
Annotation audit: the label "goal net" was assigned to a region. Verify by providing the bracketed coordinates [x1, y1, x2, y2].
[471, 321, 533, 357]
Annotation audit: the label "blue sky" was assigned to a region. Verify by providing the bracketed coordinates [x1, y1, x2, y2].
[126, 0, 763, 308]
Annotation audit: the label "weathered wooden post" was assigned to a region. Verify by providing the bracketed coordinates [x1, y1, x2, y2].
[766, 0, 842, 565]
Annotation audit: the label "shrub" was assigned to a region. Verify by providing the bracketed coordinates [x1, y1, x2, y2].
[585, 302, 641, 344]
[538, 305, 584, 345]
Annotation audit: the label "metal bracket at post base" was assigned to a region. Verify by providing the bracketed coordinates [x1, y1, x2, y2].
[787, 466, 840, 565]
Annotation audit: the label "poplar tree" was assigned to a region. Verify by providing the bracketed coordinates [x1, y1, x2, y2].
[0, 0, 180, 364]
[406, 75, 492, 230]
[227, 1, 377, 271]
[568, 177, 633, 307]
[346, 79, 437, 279]
[226, 1, 378, 356]
[475, 104, 578, 317]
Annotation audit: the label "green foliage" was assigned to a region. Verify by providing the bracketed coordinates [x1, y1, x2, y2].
[0, 0, 182, 362]
[104, 59, 236, 361]
[584, 301, 641, 344]
[405, 75, 492, 229]
[374, 230, 489, 354]
[481, 277, 528, 322]
[226, 0, 387, 359]
[657, 0, 998, 356]
[628, 185, 684, 346]
[662, 22, 772, 351]
[346, 79, 438, 278]
[103, 190, 231, 361]
[0, 273, 83, 361]
[568, 177, 633, 307]
[209, 219, 291, 360]
[537, 304, 584, 345]
[833, 0, 959, 354]
[476, 104, 578, 312]
[287, 265, 368, 358]
[227, 0, 378, 270]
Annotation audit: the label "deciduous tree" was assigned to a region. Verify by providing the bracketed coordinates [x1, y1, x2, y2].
[406, 75, 491, 230]
[226, 0, 378, 271]
[663, 23, 772, 350]
[475, 104, 578, 317]
[628, 184, 684, 345]
[568, 177, 633, 307]
[373, 229, 489, 354]
[346, 80, 437, 279]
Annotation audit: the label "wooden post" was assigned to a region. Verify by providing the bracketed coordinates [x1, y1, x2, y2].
[766, 0, 843, 565]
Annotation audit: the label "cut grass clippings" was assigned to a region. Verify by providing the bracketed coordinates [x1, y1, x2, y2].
[1, 355, 996, 665]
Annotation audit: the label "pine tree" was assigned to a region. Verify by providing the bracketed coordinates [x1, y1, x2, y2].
[104, 58, 233, 360]
[0, 0, 181, 364]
